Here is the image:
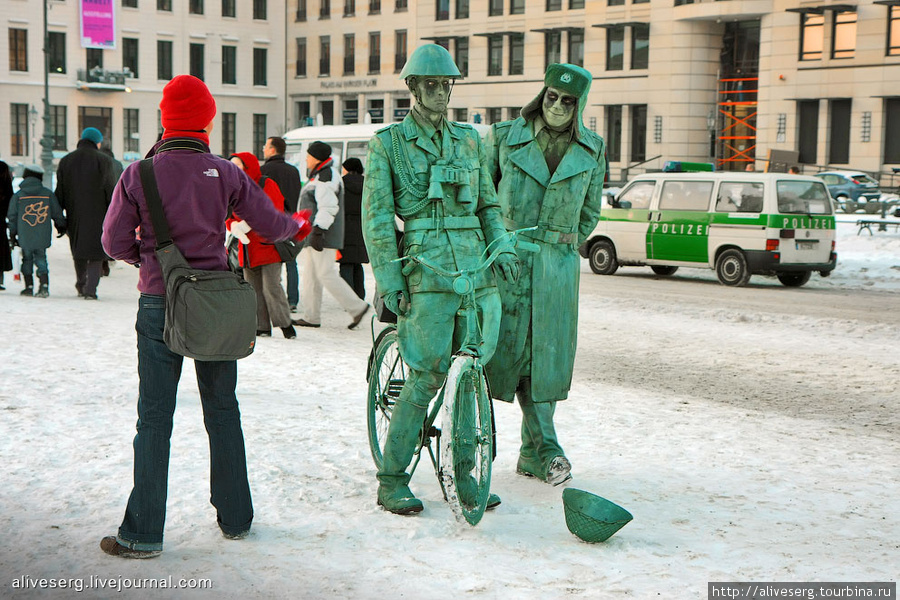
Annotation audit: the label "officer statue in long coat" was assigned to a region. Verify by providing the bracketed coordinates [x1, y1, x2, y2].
[362, 44, 519, 515]
[485, 63, 606, 486]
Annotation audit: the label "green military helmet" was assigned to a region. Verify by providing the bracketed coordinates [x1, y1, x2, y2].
[399, 44, 462, 80]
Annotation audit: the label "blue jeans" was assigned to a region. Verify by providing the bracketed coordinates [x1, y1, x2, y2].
[116, 294, 253, 551]
[284, 257, 299, 307]
[20, 247, 48, 277]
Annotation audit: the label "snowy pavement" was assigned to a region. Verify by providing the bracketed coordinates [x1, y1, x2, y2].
[1, 220, 898, 599]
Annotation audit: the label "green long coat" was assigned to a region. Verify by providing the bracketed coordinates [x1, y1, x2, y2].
[484, 117, 606, 403]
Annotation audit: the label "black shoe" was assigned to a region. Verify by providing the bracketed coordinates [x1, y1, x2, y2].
[20, 286, 33, 297]
[99, 536, 161, 559]
[348, 304, 371, 330]
[281, 325, 297, 339]
[221, 529, 250, 540]
[289, 304, 298, 313]
[75, 284, 84, 297]
[292, 319, 320, 328]
[84, 294, 98, 300]
[35, 285, 49, 298]
[256, 329, 272, 337]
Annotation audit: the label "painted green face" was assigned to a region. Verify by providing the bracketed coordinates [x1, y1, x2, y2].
[414, 77, 453, 113]
[542, 86, 577, 129]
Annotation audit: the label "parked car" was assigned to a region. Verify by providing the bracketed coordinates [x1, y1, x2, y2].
[813, 171, 881, 214]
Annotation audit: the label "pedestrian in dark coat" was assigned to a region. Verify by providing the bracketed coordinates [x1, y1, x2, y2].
[55, 127, 117, 299]
[261, 135, 302, 310]
[338, 157, 369, 299]
[0, 160, 13, 290]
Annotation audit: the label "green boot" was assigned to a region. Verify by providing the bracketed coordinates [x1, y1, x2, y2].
[516, 386, 571, 485]
[376, 400, 426, 515]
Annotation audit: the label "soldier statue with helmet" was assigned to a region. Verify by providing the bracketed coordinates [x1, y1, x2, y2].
[361, 44, 519, 515]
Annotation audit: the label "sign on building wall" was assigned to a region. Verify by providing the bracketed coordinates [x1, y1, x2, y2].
[80, 0, 116, 49]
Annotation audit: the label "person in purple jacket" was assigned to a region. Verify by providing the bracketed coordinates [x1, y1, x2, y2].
[99, 75, 311, 559]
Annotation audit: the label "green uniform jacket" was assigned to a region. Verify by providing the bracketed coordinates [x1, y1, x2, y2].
[361, 114, 510, 298]
[484, 117, 606, 403]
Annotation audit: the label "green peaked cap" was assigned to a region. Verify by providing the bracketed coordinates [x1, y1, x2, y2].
[400, 44, 462, 79]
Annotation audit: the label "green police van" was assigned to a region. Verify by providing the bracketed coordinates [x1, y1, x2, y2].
[580, 172, 837, 287]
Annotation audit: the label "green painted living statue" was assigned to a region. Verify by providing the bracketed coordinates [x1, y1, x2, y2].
[361, 44, 519, 515]
[485, 63, 607, 486]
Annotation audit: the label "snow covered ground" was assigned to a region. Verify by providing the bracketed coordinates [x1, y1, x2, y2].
[1, 218, 898, 599]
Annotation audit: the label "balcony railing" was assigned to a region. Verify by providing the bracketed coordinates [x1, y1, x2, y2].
[368, 55, 380, 73]
[76, 67, 133, 90]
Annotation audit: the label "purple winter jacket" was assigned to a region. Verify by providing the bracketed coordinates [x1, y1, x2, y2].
[102, 138, 299, 295]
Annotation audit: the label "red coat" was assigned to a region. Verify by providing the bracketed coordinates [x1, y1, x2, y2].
[226, 152, 285, 268]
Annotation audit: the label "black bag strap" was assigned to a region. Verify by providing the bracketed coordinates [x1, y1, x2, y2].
[138, 158, 173, 250]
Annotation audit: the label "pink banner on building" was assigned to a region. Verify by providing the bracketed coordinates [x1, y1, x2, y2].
[80, 0, 116, 49]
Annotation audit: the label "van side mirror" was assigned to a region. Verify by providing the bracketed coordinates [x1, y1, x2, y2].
[614, 199, 632, 209]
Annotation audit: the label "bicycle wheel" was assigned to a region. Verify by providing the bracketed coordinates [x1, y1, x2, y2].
[366, 326, 406, 470]
[439, 355, 493, 526]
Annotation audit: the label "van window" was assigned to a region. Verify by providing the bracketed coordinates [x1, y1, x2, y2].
[776, 180, 833, 215]
[346, 141, 368, 167]
[715, 181, 764, 213]
[617, 180, 654, 209]
[659, 181, 713, 211]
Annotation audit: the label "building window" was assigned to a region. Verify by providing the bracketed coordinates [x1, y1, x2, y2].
[254, 0, 267, 19]
[605, 105, 622, 162]
[87, 48, 103, 71]
[510, 0, 525, 14]
[395, 30, 407, 73]
[320, 36, 331, 76]
[368, 98, 384, 123]
[296, 101, 311, 127]
[828, 99, 851, 164]
[344, 0, 355, 15]
[488, 36, 503, 76]
[343, 98, 358, 124]
[123, 38, 139, 78]
[435, 37, 450, 50]
[454, 108, 468, 122]
[606, 26, 624, 71]
[344, 35, 355, 74]
[369, 32, 380, 73]
[489, 0, 503, 16]
[457, 0, 470, 19]
[507, 106, 519, 119]
[544, 31, 561, 68]
[884, 98, 900, 163]
[320, 0, 331, 18]
[631, 24, 649, 70]
[78, 107, 112, 148]
[50, 105, 67, 151]
[190, 0, 204, 14]
[222, 0, 236, 17]
[253, 114, 267, 158]
[296, 38, 307, 76]
[370, 0, 381, 14]
[436, 0, 449, 20]
[568, 29, 584, 67]
[570, 0, 584, 7]
[124, 108, 140, 153]
[831, 10, 856, 59]
[158, 0, 172, 9]
[10, 29, 29, 72]
[296, 0, 307, 20]
[890, 6, 900, 56]
[157, 40, 172, 80]
[253, 48, 267, 85]
[455, 37, 469, 77]
[222, 45, 236, 84]
[396, 0, 408, 11]
[190, 43, 204, 80]
[630, 104, 647, 162]
[609, 0, 624, 6]
[394, 97, 410, 120]
[222, 112, 236, 156]
[487, 108, 503, 124]
[546, 0, 561, 11]
[48, 31, 66, 74]
[797, 100, 819, 164]
[509, 34, 524, 75]
[10, 104, 28, 155]
[123, 0, 138, 7]
[800, 13, 824, 61]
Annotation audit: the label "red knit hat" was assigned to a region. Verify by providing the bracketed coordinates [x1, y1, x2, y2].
[159, 75, 216, 133]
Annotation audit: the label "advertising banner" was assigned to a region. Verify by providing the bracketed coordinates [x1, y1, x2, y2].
[80, 0, 116, 50]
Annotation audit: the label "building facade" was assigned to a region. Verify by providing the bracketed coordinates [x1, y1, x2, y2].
[1, 0, 285, 171]
[287, 0, 900, 181]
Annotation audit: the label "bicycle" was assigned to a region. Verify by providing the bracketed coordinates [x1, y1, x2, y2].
[365, 228, 538, 526]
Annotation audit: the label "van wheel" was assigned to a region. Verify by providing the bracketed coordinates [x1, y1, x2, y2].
[650, 266, 679, 276]
[715, 249, 751, 286]
[588, 240, 618, 275]
[777, 271, 811, 287]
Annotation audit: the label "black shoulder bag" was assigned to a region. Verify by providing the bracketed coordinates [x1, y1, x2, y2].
[139, 159, 257, 361]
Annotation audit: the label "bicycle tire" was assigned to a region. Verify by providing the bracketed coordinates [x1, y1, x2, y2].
[439, 355, 493, 526]
[366, 326, 406, 470]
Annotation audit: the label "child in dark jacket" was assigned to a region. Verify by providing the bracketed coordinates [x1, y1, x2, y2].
[7, 165, 66, 297]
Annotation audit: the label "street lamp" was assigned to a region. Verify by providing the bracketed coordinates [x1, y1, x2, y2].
[40, 0, 56, 187]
